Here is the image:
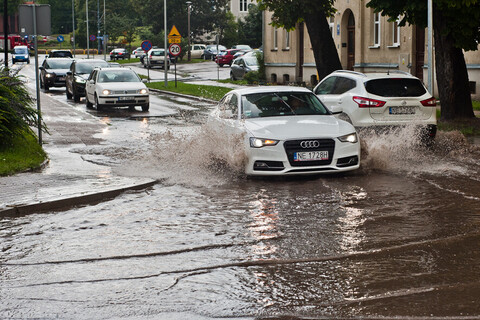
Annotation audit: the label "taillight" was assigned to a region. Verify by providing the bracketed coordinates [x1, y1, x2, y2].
[353, 96, 386, 108]
[420, 97, 436, 107]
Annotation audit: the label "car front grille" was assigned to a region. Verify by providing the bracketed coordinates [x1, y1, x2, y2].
[112, 90, 138, 94]
[284, 139, 335, 167]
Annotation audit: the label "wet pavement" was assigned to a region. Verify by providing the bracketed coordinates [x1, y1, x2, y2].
[2, 62, 480, 319]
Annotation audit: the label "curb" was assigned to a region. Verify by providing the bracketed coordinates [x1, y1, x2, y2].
[0, 179, 157, 218]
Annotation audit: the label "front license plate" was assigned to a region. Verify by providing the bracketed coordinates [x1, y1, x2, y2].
[118, 96, 131, 101]
[389, 106, 415, 114]
[58, 77, 65, 81]
[294, 151, 329, 161]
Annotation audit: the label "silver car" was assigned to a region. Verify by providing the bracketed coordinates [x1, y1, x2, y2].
[230, 56, 259, 80]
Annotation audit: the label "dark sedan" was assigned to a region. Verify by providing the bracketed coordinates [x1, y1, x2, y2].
[39, 57, 73, 91]
[65, 59, 110, 102]
[109, 48, 130, 60]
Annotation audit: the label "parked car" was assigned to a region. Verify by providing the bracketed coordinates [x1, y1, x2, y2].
[232, 50, 250, 59]
[85, 67, 150, 112]
[313, 70, 437, 143]
[48, 49, 73, 58]
[232, 44, 253, 51]
[65, 58, 110, 102]
[208, 86, 360, 176]
[109, 48, 130, 60]
[132, 47, 145, 58]
[12, 45, 30, 64]
[188, 44, 206, 59]
[216, 49, 241, 67]
[202, 44, 226, 60]
[39, 57, 73, 91]
[230, 55, 259, 80]
[143, 48, 170, 69]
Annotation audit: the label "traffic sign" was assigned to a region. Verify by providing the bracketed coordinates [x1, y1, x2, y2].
[57, 35, 64, 42]
[89, 34, 96, 41]
[169, 43, 181, 57]
[141, 40, 152, 52]
[168, 25, 181, 44]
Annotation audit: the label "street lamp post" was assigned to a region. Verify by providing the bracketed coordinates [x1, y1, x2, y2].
[72, 0, 75, 57]
[186, 1, 192, 61]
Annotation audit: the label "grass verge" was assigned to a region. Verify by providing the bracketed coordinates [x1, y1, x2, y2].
[0, 132, 47, 176]
[146, 81, 233, 101]
[436, 108, 480, 136]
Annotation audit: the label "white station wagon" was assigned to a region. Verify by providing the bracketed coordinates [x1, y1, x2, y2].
[209, 86, 361, 176]
[85, 67, 150, 112]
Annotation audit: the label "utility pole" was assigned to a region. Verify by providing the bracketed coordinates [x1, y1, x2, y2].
[97, 0, 100, 54]
[72, 0, 75, 57]
[186, 1, 192, 61]
[103, 0, 106, 60]
[86, 0, 89, 58]
[3, 0, 8, 68]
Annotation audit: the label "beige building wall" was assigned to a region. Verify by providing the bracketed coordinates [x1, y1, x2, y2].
[263, 2, 480, 99]
[230, 0, 256, 20]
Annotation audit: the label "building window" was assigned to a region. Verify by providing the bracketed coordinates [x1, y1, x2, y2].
[273, 27, 278, 50]
[392, 17, 400, 46]
[240, 0, 247, 12]
[373, 11, 381, 47]
[329, 16, 335, 37]
[284, 30, 290, 50]
[283, 74, 290, 83]
[271, 73, 277, 83]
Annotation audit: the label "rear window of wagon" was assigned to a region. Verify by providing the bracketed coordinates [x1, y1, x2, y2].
[365, 78, 427, 97]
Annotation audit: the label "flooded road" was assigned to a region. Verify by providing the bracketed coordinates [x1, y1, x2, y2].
[2, 65, 480, 319]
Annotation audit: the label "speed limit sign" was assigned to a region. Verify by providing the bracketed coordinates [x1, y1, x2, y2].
[169, 43, 181, 57]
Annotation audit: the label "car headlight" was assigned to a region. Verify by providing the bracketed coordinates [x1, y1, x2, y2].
[338, 133, 358, 143]
[102, 89, 112, 95]
[45, 73, 54, 78]
[139, 88, 148, 94]
[74, 77, 86, 84]
[250, 137, 279, 148]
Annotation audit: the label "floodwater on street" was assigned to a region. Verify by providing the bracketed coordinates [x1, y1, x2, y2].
[2, 65, 480, 319]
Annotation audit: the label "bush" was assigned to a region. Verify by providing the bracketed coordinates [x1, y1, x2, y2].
[244, 71, 261, 84]
[0, 68, 45, 147]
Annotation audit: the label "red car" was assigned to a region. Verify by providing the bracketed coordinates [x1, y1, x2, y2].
[216, 49, 241, 67]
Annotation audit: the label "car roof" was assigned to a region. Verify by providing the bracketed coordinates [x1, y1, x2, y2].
[329, 70, 418, 81]
[95, 66, 131, 71]
[45, 57, 72, 61]
[228, 86, 313, 96]
[75, 58, 107, 63]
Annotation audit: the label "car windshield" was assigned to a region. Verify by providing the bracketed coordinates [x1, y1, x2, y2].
[15, 48, 28, 54]
[244, 57, 258, 66]
[218, 51, 227, 56]
[77, 61, 109, 74]
[97, 70, 140, 83]
[365, 78, 427, 97]
[242, 92, 330, 118]
[151, 50, 165, 56]
[46, 60, 72, 69]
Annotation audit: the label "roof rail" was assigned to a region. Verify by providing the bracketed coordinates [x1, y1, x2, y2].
[334, 70, 367, 77]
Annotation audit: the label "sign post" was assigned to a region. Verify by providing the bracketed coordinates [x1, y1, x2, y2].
[169, 43, 181, 87]
[141, 40, 152, 83]
[89, 34, 96, 58]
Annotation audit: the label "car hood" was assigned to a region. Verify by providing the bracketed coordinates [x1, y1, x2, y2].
[244, 115, 355, 139]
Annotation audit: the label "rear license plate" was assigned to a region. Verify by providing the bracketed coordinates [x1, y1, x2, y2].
[389, 106, 415, 114]
[294, 151, 329, 161]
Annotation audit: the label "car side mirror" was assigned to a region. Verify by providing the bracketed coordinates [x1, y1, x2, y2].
[89, 79, 95, 84]
[66, 71, 72, 75]
[142, 79, 148, 83]
[39, 66, 44, 70]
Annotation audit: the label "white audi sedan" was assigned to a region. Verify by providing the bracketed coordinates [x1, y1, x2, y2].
[209, 86, 361, 176]
[85, 67, 150, 111]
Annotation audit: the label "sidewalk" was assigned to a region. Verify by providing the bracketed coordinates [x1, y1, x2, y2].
[0, 92, 156, 217]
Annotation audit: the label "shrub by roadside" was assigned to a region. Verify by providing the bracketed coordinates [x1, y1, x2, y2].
[0, 132, 46, 176]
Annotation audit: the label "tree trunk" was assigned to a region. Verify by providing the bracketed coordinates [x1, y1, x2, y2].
[433, 8, 474, 120]
[304, 10, 342, 80]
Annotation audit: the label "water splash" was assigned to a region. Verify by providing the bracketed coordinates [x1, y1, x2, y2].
[118, 122, 248, 187]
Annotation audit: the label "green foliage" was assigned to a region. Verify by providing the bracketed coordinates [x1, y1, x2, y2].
[256, 51, 266, 81]
[0, 68, 45, 147]
[237, 4, 263, 48]
[219, 11, 239, 48]
[473, 100, 480, 111]
[0, 131, 47, 176]
[258, 0, 336, 30]
[366, 0, 480, 51]
[243, 71, 261, 84]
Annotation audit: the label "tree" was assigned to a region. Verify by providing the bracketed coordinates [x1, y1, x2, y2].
[238, 4, 262, 48]
[366, 0, 479, 120]
[258, 0, 342, 80]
